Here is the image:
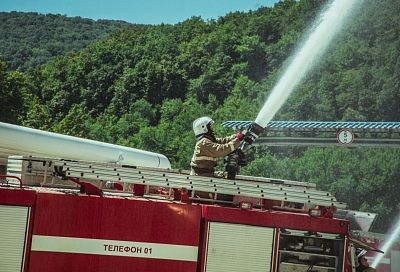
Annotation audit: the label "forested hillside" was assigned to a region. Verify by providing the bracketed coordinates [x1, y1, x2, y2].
[0, 12, 134, 71]
[0, 0, 399, 232]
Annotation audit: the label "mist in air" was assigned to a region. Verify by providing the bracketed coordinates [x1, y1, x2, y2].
[255, 0, 360, 127]
[371, 214, 400, 268]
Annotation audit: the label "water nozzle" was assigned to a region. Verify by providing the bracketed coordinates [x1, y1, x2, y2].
[224, 122, 264, 179]
[240, 122, 264, 152]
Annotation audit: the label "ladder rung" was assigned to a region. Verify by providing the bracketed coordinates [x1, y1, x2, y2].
[62, 161, 335, 197]
[55, 160, 346, 209]
[66, 170, 344, 207]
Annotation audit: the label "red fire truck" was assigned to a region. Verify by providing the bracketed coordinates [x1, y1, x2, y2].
[0, 122, 382, 272]
[1, 156, 383, 272]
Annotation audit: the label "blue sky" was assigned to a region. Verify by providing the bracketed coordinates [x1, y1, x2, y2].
[1, 0, 280, 25]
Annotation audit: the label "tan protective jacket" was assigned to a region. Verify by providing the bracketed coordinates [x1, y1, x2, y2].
[190, 134, 240, 176]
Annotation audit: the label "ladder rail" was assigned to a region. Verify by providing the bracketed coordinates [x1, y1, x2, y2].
[235, 175, 317, 188]
[61, 161, 337, 198]
[64, 170, 344, 207]
[64, 164, 335, 198]
[56, 160, 346, 209]
[60, 160, 315, 188]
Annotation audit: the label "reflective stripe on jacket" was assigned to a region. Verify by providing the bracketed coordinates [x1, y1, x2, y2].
[190, 134, 240, 173]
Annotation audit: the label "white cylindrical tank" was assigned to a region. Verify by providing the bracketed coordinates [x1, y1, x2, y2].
[0, 122, 171, 169]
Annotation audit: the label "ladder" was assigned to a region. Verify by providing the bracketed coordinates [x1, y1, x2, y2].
[53, 159, 347, 209]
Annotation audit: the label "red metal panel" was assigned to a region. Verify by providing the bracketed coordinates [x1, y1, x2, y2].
[343, 235, 351, 272]
[32, 192, 200, 244]
[202, 205, 349, 234]
[271, 228, 280, 272]
[0, 187, 36, 206]
[29, 192, 201, 272]
[25, 204, 35, 272]
[199, 218, 209, 272]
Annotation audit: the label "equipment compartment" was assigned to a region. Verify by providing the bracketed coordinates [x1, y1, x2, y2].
[278, 229, 344, 272]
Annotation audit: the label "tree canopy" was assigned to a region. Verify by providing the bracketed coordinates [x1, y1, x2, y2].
[0, 12, 135, 71]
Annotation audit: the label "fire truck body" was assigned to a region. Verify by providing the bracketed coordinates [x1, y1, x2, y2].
[1, 183, 351, 272]
[0, 122, 381, 272]
[1, 187, 200, 272]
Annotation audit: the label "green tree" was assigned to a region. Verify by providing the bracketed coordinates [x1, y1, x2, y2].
[22, 96, 53, 130]
[0, 60, 30, 123]
[0, 12, 133, 71]
[235, 35, 267, 81]
[52, 104, 92, 137]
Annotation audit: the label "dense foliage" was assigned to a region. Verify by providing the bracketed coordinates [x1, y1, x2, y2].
[0, 0, 399, 232]
[0, 12, 134, 71]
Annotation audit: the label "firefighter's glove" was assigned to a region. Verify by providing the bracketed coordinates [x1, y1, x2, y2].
[235, 131, 245, 141]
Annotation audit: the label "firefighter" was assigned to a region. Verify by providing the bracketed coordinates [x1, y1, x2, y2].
[190, 116, 244, 177]
[356, 255, 376, 272]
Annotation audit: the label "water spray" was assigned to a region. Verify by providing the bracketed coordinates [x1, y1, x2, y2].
[371, 215, 400, 268]
[224, 0, 359, 179]
[255, 0, 358, 127]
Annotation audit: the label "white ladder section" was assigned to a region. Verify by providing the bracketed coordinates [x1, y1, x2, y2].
[53, 160, 346, 209]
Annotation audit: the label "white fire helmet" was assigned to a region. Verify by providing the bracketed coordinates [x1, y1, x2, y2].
[193, 116, 214, 136]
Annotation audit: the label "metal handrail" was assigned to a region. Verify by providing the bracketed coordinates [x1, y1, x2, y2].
[0, 174, 23, 188]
